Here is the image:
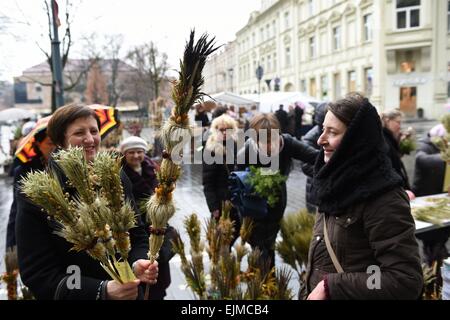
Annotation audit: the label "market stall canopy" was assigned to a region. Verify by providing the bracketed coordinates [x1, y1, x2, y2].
[206, 92, 258, 107]
[242, 92, 322, 113]
[0, 108, 36, 123]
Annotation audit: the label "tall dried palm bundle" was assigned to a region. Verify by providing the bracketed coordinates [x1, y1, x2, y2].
[239, 217, 254, 245]
[276, 209, 315, 294]
[274, 267, 295, 300]
[21, 147, 137, 284]
[171, 231, 206, 299]
[174, 212, 293, 300]
[422, 262, 441, 300]
[2, 247, 19, 300]
[144, 30, 219, 298]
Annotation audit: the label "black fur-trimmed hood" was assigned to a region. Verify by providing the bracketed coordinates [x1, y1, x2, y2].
[311, 99, 402, 216]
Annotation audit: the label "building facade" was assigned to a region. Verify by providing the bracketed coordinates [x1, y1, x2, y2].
[203, 42, 238, 94]
[205, 0, 450, 118]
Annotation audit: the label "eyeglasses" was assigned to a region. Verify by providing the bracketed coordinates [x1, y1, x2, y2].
[217, 127, 231, 133]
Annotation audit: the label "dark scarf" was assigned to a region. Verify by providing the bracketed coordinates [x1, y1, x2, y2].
[382, 127, 411, 189]
[311, 100, 402, 216]
[122, 156, 159, 202]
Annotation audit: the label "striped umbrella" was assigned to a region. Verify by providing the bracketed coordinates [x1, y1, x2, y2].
[15, 105, 119, 164]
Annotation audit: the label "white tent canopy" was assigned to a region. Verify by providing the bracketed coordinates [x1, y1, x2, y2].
[206, 92, 257, 107]
[0, 108, 36, 123]
[242, 92, 322, 113]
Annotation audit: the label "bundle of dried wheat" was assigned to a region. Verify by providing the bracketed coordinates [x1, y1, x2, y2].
[21, 147, 137, 283]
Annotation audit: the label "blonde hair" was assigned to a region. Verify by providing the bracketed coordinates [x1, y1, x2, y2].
[380, 109, 403, 127]
[205, 114, 238, 154]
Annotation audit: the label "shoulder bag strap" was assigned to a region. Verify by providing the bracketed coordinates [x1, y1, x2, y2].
[323, 216, 344, 273]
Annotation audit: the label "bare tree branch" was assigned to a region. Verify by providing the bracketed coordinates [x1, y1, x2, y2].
[44, 0, 52, 42]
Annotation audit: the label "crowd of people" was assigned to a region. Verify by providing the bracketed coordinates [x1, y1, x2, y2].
[5, 91, 449, 300]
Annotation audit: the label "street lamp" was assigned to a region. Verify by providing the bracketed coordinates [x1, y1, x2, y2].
[228, 68, 234, 92]
[255, 65, 264, 100]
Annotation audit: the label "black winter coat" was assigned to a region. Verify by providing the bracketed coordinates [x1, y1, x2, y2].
[122, 155, 174, 300]
[238, 133, 318, 267]
[412, 136, 446, 196]
[202, 145, 238, 214]
[7, 156, 46, 249]
[16, 158, 149, 300]
[300, 125, 322, 209]
[122, 156, 159, 206]
[238, 134, 318, 222]
[383, 127, 411, 190]
[306, 100, 422, 299]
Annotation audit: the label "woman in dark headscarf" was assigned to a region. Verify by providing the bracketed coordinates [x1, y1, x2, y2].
[305, 93, 422, 300]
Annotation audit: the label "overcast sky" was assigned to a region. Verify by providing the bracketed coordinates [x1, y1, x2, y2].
[0, 0, 261, 82]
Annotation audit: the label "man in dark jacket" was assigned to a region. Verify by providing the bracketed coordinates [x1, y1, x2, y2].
[275, 104, 289, 134]
[300, 102, 327, 213]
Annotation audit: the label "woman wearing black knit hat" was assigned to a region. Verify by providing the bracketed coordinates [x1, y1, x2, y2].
[305, 93, 423, 300]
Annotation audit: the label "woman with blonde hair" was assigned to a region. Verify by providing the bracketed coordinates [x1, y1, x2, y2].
[202, 114, 241, 243]
[380, 109, 414, 199]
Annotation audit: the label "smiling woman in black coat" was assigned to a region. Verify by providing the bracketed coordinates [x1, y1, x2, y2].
[16, 104, 158, 300]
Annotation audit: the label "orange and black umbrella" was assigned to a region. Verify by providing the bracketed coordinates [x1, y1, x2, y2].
[15, 105, 120, 164]
[88, 104, 119, 137]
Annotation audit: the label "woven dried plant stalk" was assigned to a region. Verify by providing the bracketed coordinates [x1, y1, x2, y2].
[144, 30, 219, 299]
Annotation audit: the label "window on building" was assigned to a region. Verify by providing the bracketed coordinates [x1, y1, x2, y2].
[285, 47, 291, 68]
[310, 77, 317, 97]
[266, 24, 271, 39]
[347, 21, 356, 47]
[309, 36, 316, 58]
[364, 14, 373, 41]
[396, 0, 420, 29]
[272, 20, 277, 37]
[267, 55, 272, 72]
[300, 79, 306, 93]
[273, 53, 277, 70]
[348, 71, 357, 92]
[252, 33, 256, 46]
[321, 75, 328, 99]
[448, 0, 450, 32]
[261, 58, 265, 77]
[320, 31, 327, 56]
[309, 0, 315, 16]
[333, 26, 341, 51]
[334, 73, 341, 99]
[400, 50, 415, 73]
[447, 81, 450, 98]
[364, 68, 373, 97]
[284, 12, 290, 29]
[260, 28, 265, 42]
